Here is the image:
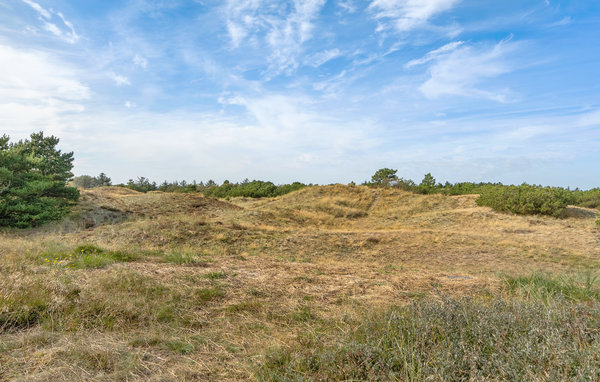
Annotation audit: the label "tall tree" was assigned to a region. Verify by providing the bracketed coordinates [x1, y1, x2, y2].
[0, 132, 79, 228]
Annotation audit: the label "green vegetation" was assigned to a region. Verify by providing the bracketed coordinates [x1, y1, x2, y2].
[0, 132, 79, 228]
[475, 184, 575, 217]
[573, 188, 600, 208]
[370, 168, 398, 187]
[257, 288, 600, 381]
[71, 173, 112, 188]
[368, 168, 599, 218]
[204, 180, 306, 198]
[40, 244, 139, 269]
[503, 272, 600, 302]
[115, 177, 307, 198]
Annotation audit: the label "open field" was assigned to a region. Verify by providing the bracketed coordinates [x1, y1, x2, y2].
[1, 185, 599, 380]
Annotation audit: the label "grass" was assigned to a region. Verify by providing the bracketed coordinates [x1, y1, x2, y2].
[257, 294, 600, 381]
[1, 185, 599, 380]
[39, 244, 139, 269]
[503, 271, 600, 302]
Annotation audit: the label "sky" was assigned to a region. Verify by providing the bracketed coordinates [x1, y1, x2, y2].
[0, 0, 598, 188]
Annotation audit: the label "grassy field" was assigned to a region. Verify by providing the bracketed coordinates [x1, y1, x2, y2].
[1, 185, 599, 380]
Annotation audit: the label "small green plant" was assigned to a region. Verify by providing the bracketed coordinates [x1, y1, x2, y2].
[40, 245, 138, 269]
[596, 213, 600, 227]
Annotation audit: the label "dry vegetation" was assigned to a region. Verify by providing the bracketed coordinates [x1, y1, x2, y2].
[1, 185, 599, 380]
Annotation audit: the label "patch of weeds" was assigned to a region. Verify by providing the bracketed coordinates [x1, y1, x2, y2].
[164, 252, 200, 265]
[293, 275, 315, 283]
[194, 286, 226, 303]
[0, 280, 52, 332]
[503, 272, 600, 302]
[377, 264, 398, 274]
[204, 271, 227, 280]
[227, 300, 262, 314]
[289, 305, 315, 323]
[248, 288, 266, 298]
[166, 339, 195, 354]
[40, 244, 139, 269]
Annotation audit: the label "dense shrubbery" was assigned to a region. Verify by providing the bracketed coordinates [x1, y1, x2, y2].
[115, 177, 307, 198]
[475, 184, 575, 217]
[573, 188, 600, 208]
[204, 180, 306, 198]
[368, 168, 597, 217]
[0, 132, 79, 228]
[71, 173, 111, 188]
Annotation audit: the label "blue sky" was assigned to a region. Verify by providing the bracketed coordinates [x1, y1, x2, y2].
[0, 0, 598, 187]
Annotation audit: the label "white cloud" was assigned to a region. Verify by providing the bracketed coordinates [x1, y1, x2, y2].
[305, 48, 343, 67]
[133, 54, 148, 69]
[337, 0, 357, 13]
[412, 39, 516, 101]
[22, 0, 51, 19]
[21, 0, 79, 43]
[223, 0, 327, 75]
[124, 101, 136, 109]
[0, 44, 89, 138]
[405, 41, 463, 68]
[368, 0, 460, 32]
[110, 72, 131, 86]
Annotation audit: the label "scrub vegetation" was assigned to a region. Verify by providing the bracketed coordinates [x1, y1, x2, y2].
[1, 155, 599, 380]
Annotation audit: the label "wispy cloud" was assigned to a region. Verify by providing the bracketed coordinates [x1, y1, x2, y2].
[224, 0, 327, 75]
[21, 0, 79, 43]
[110, 72, 131, 86]
[337, 0, 357, 14]
[133, 54, 148, 69]
[408, 39, 517, 101]
[305, 48, 343, 67]
[368, 0, 460, 32]
[405, 41, 463, 68]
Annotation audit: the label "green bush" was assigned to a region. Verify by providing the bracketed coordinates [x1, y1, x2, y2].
[204, 180, 306, 198]
[476, 184, 575, 217]
[0, 132, 79, 228]
[573, 188, 600, 208]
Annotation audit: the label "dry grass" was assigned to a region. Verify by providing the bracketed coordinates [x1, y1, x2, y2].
[1, 185, 598, 380]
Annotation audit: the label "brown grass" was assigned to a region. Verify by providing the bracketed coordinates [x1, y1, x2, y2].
[1, 185, 598, 380]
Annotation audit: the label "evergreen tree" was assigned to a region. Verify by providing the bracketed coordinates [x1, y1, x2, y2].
[0, 132, 79, 228]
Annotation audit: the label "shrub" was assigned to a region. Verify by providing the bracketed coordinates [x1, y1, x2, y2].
[573, 188, 600, 208]
[476, 184, 575, 217]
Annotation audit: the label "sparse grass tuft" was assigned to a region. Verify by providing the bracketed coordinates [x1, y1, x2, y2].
[204, 271, 227, 280]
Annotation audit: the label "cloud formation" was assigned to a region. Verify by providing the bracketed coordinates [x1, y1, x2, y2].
[409, 39, 516, 101]
[368, 0, 460, 32]
[22, 0, 79, 43]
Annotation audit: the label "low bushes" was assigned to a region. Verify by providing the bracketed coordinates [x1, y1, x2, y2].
[475, 184, 575, 217]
